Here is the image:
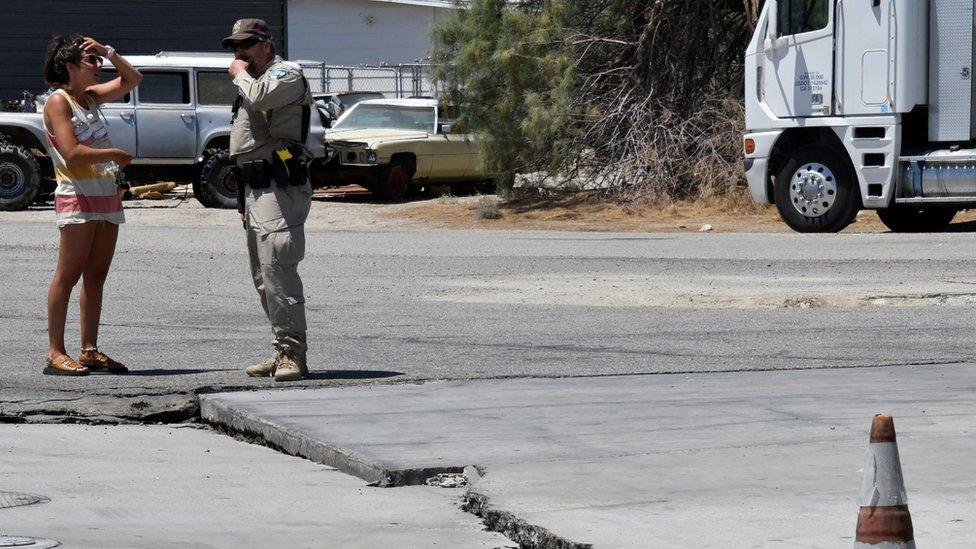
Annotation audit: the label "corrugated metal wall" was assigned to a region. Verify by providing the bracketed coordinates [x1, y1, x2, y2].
[2, 0, 286, 102]
[289, 0, 449, 65]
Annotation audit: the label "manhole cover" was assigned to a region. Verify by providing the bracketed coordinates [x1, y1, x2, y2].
[0, 537, 59, 548]
[0, 492, 48, 510]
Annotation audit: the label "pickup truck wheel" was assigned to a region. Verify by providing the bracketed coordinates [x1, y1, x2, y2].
[192, 178, 215, 208]
[0, 144, 41, 211]
[877, 206, 957, 233]
[199, 150, 238, 209]
[774, 144, 860, 233]
[376, 161, 411, 201]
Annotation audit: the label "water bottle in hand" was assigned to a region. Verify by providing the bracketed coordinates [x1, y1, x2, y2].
[95, 160, 120, 181]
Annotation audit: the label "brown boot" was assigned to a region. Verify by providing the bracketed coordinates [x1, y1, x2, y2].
[245, 356, 278, 378]
[274, 352, 304, 382]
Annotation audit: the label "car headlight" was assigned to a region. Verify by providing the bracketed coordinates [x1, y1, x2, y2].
[366, 151, 377, 164]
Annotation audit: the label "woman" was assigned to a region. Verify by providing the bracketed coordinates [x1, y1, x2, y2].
[42, 35, 142, 376]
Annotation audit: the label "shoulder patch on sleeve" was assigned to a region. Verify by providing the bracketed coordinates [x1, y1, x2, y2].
[269, 69, 290, 79]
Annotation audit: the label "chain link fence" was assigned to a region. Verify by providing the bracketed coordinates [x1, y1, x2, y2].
[300, 63, 437, 98]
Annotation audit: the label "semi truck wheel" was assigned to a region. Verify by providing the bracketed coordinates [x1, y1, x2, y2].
[0, 144, 42, 211]
[876, 206, 957, 233]
[774, 144, 861, 233]
[199, 149, 238, 209]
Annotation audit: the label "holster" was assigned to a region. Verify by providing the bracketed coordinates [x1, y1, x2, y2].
[239, 159, 272, 189]
[271, 145, 309, 186]
[235, 159, 271, 213]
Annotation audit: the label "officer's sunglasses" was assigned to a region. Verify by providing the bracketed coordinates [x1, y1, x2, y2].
[235, 37, 264, 50]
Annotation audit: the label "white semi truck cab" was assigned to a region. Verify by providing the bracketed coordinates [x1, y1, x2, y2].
[744, 0, 976, 232]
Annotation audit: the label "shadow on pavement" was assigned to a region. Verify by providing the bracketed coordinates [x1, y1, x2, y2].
[121, 368, 238, 376]
[312, 183, 486, 205]
[943, 219, 976, 233]
[310, 370, 403, 380]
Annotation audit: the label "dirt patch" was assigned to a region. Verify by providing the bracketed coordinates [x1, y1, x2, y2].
[10, 184, 976, 234]
[389, 188, 976, 233]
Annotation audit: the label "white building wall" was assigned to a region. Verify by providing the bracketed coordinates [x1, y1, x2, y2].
[288, 0, 453, 65]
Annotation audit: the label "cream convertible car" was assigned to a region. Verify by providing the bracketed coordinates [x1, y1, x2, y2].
[315, 98, 490, 199]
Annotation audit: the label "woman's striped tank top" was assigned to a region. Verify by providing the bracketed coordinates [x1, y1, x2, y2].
[44, 89, 124, 228]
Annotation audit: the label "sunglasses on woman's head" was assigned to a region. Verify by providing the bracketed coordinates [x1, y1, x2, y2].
[83, 54, 103, 66]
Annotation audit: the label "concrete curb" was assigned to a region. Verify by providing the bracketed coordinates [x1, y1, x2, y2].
[199, 393, 590, 548]
[199, 394, 387, 484]
[199, 394, 466, 487]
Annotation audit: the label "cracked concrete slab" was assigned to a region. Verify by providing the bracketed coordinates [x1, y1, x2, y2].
[0, 424, 515, 548]
[201, 364, 976, 548]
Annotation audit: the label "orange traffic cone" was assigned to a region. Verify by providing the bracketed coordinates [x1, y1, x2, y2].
[854, 414, 915, 548]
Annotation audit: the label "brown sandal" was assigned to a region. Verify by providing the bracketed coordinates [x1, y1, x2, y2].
[79, 347, 129, 374]
[43, 355, 90, 376]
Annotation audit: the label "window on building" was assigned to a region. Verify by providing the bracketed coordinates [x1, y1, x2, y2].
[197, 71, 237, 105]
[138, 72, 190, 104]
[777, 0, 829, 37]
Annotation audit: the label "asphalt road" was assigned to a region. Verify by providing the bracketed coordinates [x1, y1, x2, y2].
[3, 202, 976, 420]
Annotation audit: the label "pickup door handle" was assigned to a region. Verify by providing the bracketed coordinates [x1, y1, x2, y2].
[181, 113, 195, 122]
[119, 112, 133, 121]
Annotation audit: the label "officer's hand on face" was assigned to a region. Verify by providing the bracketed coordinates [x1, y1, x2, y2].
[229, 59, 248, 77]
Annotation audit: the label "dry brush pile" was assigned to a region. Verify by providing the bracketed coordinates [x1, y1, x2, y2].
[435, 0, 763, 203]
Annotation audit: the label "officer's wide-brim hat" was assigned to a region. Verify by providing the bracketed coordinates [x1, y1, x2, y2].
[222, 18, 272, 48]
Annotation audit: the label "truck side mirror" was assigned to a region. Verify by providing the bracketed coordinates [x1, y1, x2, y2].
[439, 123, 453, 134]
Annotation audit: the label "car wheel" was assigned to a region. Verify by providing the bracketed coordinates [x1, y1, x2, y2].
[199, 149, 238, 209]
[774, 144, 861, 233]
[0, 144, 42, 211]
[877, 206, 957, 233]
[375, 160, 411, 201]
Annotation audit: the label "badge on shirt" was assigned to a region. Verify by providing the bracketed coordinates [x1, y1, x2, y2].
[269, 69, 289, 79]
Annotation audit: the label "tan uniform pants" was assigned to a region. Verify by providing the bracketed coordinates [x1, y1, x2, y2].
[244, 180, 312, 368]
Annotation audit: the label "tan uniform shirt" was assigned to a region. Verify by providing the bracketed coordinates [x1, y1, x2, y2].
[230, 56, 309, 166]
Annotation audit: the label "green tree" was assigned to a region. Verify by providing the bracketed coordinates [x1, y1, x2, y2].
[432, 0, 577, 192]
[434, 0, 760, 200]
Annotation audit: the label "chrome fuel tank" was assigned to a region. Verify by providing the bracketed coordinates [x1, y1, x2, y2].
[900, 161, 976, 198]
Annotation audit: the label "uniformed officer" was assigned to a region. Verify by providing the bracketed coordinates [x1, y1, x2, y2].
[222, 19, 314, 382]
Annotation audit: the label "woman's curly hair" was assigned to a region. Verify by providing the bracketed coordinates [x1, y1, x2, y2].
[43, 35, 85, 86]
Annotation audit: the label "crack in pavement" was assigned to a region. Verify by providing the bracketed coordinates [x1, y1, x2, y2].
[199, 395, 578, 549]
[6, 359, 971, 546]
[464, 491, 592, 549]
